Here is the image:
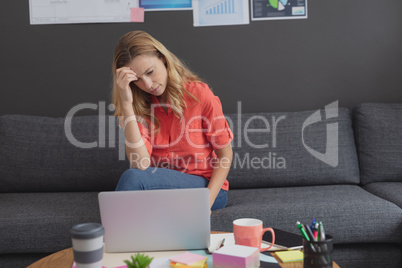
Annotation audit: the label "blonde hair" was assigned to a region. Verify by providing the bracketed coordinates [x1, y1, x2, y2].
[111, 31, 202, 133]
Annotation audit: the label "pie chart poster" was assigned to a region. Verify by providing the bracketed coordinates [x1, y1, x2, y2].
[252, 0, 308, 20]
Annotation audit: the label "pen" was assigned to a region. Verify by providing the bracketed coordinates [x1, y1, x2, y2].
[319, 221, 326, 241]
[304, 224, 316, 242]
[310, 218, 316, 231]
[313, 222, 319, 241]
[319, 222, 330, 264]
[296, 221, 309, 241]
[219, 238, 225, 249]
[296, 221, 316, 253]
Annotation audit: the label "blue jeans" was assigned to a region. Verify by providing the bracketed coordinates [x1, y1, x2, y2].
[115, 167, 228, 211]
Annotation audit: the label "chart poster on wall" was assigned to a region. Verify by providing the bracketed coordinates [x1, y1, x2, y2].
[193, 0, 249, 27]
[29, 0, 140, 24]
[29, 0, 192, 25]
[140, 0, 192, 11]
[252, 0, 307, 21]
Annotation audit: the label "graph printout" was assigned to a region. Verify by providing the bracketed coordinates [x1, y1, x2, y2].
[252, 0, 307, 21]
[193, 0, 249, 27]
[29, 0, 191, 25]
[139, 0, 192, 11]
[29, 0, 138, 24]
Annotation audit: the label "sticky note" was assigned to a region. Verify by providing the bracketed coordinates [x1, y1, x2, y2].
[169, 252, 207, 265]
[275, 250, 303, 263]
[213, 245, 260, 268]
[130, 7, 144, 22]
[170, 259, 207, 268]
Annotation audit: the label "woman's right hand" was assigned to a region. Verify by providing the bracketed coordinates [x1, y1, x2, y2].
[115, 67, 138, 108]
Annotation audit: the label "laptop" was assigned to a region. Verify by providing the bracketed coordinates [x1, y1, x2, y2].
[98, 188, 211, 252]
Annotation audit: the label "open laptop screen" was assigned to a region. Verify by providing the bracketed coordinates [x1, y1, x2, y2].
[98, 188, 211, 252]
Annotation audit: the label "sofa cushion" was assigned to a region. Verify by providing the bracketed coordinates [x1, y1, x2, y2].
[4, 186, 401, 254]
[211, 185, 402, 245]
[0, 192, 101, 254]
[225, 106, 360, 189]
[353, 103, 402, 185]
[363, 182, 402, 208]
[0, 115, 128, 193]
[332, 244, 402, 268]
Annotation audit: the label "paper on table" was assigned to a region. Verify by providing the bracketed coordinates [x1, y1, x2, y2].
[149, 257, 171, 268]
[169, 252, 206, 265]
[170, 259, 207, 268]
[209, 233, 286, 253]
[208, 233, 235, 253]
[102, 233, 279, 268]
[72, 262, 126, 268]
[259, 253, 279, 264]
[103, 249, 186, 268]
[148, 249, 212, 268]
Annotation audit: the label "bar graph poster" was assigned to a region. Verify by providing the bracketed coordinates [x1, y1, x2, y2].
[193, 0, 249, 27]
[139, 0, 192, 11]
[252, 0, 307, 21]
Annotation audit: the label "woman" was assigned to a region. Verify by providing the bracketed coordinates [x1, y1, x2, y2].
[112, 31, 233, 211]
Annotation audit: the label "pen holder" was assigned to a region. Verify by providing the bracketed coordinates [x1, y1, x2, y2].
[303, 235, 333, 268]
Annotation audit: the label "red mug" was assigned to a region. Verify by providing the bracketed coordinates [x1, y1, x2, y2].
[233, 218, 275, 252]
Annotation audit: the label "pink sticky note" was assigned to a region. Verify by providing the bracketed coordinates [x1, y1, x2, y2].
[169, 252, 206, 265]
[212, 245, 259, 268]
[130, 7, 145, 23]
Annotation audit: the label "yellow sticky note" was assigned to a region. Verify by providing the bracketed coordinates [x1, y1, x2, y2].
[170, 258, 207, 267]
[276, 250, 303, 263]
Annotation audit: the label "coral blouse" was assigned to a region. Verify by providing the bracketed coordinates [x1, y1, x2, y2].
[137, 82, 233, 191]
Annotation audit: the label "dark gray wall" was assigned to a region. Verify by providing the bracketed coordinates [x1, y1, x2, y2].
[1, 1, 401, 117]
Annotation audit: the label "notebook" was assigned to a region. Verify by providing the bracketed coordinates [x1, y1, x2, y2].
[263, 228, 303, 251]
[98, 188, 211, 253]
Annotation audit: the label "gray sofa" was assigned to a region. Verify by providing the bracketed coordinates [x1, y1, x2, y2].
[1, 103, 401, 267]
